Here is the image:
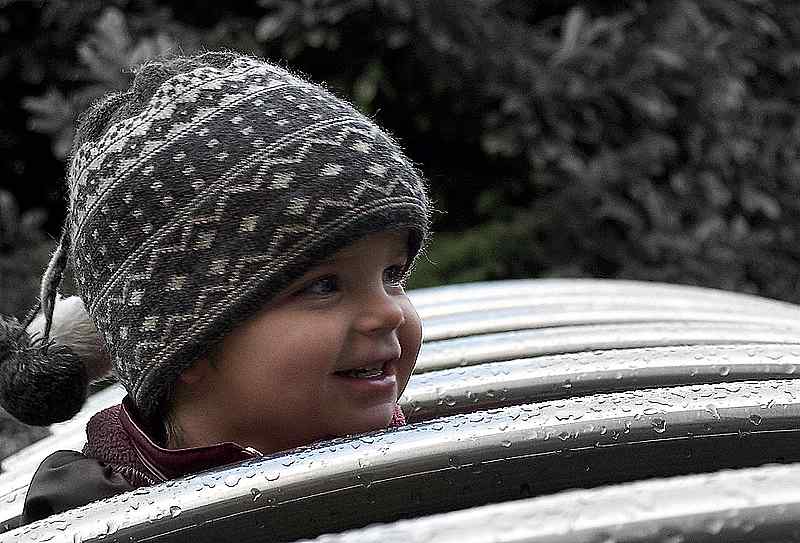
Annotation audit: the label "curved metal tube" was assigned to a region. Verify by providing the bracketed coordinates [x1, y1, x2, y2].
[297, 462, 800, 543]
[4, 341, 800, 522]
[422, 305, 800, 341]
[410, 279, 800, 317]
[416, 321, 800, 372]
[403, 342, 800, 421]
[6, 379, 800, 542]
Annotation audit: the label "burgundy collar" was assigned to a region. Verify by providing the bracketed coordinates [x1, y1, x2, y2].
[119, 396, 261, 482]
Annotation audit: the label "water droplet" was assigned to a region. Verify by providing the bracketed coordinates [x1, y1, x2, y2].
[706, 518, 725, 534]
[170, 505, 182, 518]
[500, 440, 512, 448]
[749, 414, 762, 426]
[652, 418, 667, 433]
[599, 426, 608, 435]
[557, 431, 570, 441]
[281, 458, 296, 467]
[265, 471, 281, 482]
[52, 520, 69, 532]
[202, 479, 216, 489]
[562, 379, 573, 389]
[251, 488, 262, 501]
[224, 475, 240, 487]
[705, 404, 721, 420]
[719, 366, 730, 377]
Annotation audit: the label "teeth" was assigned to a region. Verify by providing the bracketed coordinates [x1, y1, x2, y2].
[337, 367, 383, 379]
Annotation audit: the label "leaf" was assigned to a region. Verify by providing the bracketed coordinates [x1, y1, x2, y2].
[0, 190, 19, 247]
[128, 35, 176, 68]
[699, 172, 732, 208]
[562, 6, 587, 52]
[552, 6, 587, 64]
[76, 7, 136, 87]
[22, 88, 72, 134]
[256, 14, 291, 42]
[742, 186, 781, 220]
[647, 46, 687, 70]
[353, 61, 383, 111]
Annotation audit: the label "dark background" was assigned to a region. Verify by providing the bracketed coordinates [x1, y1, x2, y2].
[0, 0, 799, 461]
[3, 0, 800, 316]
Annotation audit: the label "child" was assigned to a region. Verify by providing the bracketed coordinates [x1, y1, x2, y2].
[0, 50, 431, 525]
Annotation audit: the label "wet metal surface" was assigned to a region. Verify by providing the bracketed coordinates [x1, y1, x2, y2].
[4, 279, 800, 538]
[416, 322, 800, 373]
[6, 379, 800, 542]
[422, 305, 800, 341]
[301, 462, 800, 543]
[410, 279, 800, 319]
[4, 342, 800, 527]
[403, 343, 800, 421]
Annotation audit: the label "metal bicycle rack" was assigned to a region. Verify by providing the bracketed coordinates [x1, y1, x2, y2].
[2, 279, 800, 541]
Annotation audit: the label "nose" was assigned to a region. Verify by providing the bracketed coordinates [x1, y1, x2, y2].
[355, 288, 406, 334]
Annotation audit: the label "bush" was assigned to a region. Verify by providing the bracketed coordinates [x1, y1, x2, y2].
[1, 0, 799, 305]
[406, 1, 800, 300]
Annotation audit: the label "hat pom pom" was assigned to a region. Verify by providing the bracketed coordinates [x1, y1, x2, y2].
[26, 295, 110, 383]
[0, 296, 108, 426]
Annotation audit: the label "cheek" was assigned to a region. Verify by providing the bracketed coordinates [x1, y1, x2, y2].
[397, 303, 422, 391]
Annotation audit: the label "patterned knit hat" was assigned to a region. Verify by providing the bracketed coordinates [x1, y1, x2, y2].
[0, 52, 431, 426]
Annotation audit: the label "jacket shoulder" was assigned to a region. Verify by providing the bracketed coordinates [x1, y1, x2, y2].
[22, 450, 133, 526]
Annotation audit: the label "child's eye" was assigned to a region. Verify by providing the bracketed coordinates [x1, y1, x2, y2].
[383, 264, 407, 288]
[301, 275, 339, 297]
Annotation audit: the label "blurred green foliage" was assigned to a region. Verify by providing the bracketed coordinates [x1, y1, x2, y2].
[1, 0, 800, 315]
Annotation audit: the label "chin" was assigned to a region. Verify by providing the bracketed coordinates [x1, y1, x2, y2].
[338, 404, 396, 436]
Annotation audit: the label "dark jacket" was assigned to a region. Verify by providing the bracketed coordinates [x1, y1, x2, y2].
[21, 397, 406, 526]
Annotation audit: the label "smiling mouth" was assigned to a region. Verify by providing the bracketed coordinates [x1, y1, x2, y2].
[333, 361, 390, 379]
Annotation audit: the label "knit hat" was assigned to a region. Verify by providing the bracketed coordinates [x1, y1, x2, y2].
[0, 52, 431, 426]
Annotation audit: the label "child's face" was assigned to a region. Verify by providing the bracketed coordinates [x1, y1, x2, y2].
[177, 230, 422, 453]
